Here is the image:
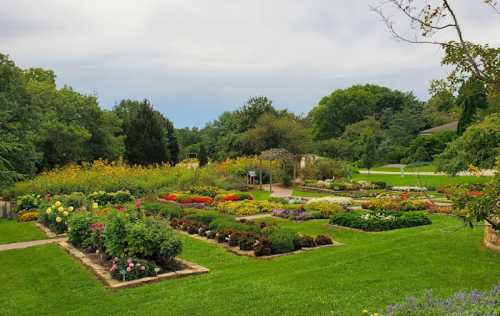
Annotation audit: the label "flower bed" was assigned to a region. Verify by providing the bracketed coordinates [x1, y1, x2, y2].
[367, 284, 500, 316]
[360, 199, 428, 212]
[161, 193, 214, 205]
[216, 200, 282, 216]
[330, 211, 431, 232]
[58, 240, 208, 289]
[170, 212, 336, 257]
[214, 192, 254, 202]
[62, 208, 201, 285]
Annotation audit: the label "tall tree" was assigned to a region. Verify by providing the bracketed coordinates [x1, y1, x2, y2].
[165, 120, 179, 165]
[359, 134, 378, 172]
[198, 144, 208, 167]
[123, 100, 170, 165]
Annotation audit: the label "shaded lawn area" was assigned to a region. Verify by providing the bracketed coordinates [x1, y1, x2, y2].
[0, 215, 498, 315]
[250, 190, 272, 200]
[0, 219, 46, 245]
[352, 173, 490, 188]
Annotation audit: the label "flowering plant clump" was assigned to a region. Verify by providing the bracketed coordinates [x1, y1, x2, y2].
[391, 186, 428, 192]
[214, 192, 254, 202]
[161, 193, 214, 205]
[38, 200, 74, 234]
[15, 194, 41, 213]
[216, 200, 282, 216]
[367, 284, 500, 316]
[272, 209, 314, 221]
[17, 211, 39, 222]
[307, 196, 353, 207]
[110, 257, 159, 281]
[361, 199, 428, 212]
[330, 211, 431, 232]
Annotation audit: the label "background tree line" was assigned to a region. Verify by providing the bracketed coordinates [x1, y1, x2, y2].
[0, 53, 179, 189]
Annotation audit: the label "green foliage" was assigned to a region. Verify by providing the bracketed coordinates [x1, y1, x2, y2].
[103, 211, 128, 258]
[88, 190, 134, 206]
[436, 113, 500, 174]
[198, 143, 208, 167]
[67, 211, 94, 248]
[330, 211, 431, 231]
[15, 194, 41, 213]
[456, 78, 489, 135]
[142, 202, 183, 219]
[268, 228, 299, 253]
[63, 192, 86, 208]
[404, 131, 456, 163]
[125, 219, 182, 265]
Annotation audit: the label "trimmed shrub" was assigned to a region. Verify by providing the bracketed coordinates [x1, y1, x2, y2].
[268, 229, 299, 254]
[330, 211, 431, 231]
[142, 202, 183, 219]
[298, 235, 316, 248]
[315, 235, 333, 246]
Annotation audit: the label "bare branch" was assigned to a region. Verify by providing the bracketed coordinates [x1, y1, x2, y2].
[370, 5, 448, 46]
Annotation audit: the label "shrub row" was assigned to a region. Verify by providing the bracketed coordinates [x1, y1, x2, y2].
[361, 199, 428, 212]
[330, 211, 431, 231]
[170, 212, 333, 256]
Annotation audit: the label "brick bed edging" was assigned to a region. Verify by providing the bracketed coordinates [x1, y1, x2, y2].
[35, 222, 67, 239]
[58, 240, 209, 289]
[175, 230, 342, 259]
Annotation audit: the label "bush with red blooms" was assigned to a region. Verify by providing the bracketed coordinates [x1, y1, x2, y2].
[162, 193, 213, 205]
[215, 192, 254, 202]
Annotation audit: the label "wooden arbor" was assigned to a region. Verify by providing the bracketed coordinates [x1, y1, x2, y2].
[258, 148, 295, 192]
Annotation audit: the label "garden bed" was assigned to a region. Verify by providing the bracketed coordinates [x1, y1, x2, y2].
[330, 211, 432, 232]
[175, 229, 339, 259]
[58, 240, 208, 289]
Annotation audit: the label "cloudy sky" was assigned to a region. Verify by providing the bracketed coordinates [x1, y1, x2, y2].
[1, 0, 499, 127]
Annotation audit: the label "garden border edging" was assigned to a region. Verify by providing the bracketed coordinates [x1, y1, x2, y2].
[58, 240, 209, 289]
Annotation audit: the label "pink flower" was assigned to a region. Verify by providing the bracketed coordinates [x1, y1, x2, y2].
[116, 206, 125, 212]
[140, 266, 145, 271]
[135, 199, 141, 209]
[126, 267, 132, 272]
[128, 262, 134, 268]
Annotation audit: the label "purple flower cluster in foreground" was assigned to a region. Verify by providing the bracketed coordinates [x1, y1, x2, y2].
[377, 285, 500, 316]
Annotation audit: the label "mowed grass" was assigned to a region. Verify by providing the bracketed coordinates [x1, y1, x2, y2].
[0, 219, 45, 244]
[352, 173, 490, 188]
[0, 215, 498, 315]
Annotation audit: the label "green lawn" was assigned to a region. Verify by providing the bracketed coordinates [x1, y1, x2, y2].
[250, 190, 272, 200]
[365, 165, 437, 173]
[352, 173, 490, 188]
[291, 189, 332, 198]
[0, 215, 498, 315]
[0, 219, 46, 244]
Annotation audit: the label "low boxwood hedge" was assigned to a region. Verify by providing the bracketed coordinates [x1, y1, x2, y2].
[330, 211, 431, 231]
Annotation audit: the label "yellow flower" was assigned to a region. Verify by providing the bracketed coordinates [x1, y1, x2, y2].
[63, 211, 69, 217]
[56, 216, 62, 223]
[55, 201, 61, 207]
[68, 206, 74, 212]
[58, 206, 64, 213]
[46, 207, 52, 214]
[92, 202, 99, 209]
[362, 310, 369, 315]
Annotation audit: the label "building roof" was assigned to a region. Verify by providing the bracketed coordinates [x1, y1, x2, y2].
[419, 121, 458, 135]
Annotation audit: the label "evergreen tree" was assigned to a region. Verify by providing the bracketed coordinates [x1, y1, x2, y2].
[359, 134, 378, 172]
[198, 144, 208, 167]
[124, 100, 169, 165]
[165, 120, 180, 165]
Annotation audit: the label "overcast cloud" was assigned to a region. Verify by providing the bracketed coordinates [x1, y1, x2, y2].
[1, 0, 499, 127]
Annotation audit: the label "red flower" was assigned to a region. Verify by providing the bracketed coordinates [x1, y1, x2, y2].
[164, 194, 177, 201]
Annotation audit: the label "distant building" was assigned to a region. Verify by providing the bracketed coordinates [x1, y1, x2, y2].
[419, 121, 458, 136]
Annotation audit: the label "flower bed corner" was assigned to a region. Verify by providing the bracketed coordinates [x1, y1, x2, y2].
[58, 240, 209, 289]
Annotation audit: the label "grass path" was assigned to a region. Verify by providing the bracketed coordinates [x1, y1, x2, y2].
[0, 219, 46, 245]
[0, 215, 498, 315]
